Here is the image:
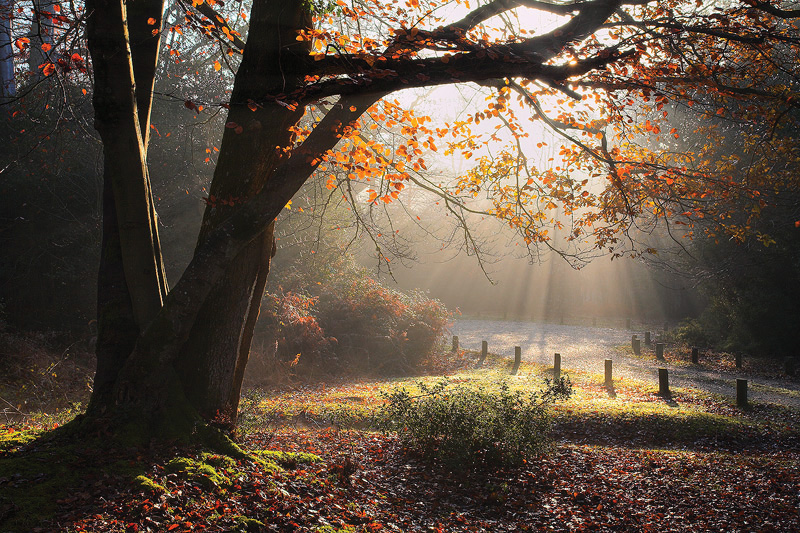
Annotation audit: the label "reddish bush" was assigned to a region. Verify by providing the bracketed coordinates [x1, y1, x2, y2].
[253, 261, 450, 378]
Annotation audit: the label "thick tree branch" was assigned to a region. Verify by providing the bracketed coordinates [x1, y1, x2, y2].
[117, 92, 386, 391]
[190, 0, 246, 53]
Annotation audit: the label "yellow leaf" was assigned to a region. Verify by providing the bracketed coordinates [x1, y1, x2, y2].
[214, 61, 221, 71]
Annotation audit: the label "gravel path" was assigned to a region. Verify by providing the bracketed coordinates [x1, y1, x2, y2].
[451, 319, 800, 410]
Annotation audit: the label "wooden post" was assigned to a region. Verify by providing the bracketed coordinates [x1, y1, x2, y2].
[644, 331, 651, 345]
[511, 346, 521, 375]
[691, 347, 699, 364]
[451, 335, 459, 352]
[655, 342, 665, 361]
[736, 378, 748, 408]
[604, 359, 613, 389]
[735, 353, 742, 369]
[476, 340, 488, 367]
[658, 368, 670, 397]
[632, 336, 641, 355]
[553, 353, 561, 380]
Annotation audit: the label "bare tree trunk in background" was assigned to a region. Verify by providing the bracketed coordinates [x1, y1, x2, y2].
[0, 0, 14, 98]
[27, 0, 53, 83]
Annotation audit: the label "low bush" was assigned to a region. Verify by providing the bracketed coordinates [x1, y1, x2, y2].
[377, 377, 572, 468]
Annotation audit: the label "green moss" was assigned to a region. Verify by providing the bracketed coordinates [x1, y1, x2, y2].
[0, 428, 149, 531]
[0, 426, 41, 452]
[133, 474, 166, 495]
[253, 449, 322, 469]
[165, 455, 232, 489]
[232, 515, 265, 531]
[201, 452, 238, 469]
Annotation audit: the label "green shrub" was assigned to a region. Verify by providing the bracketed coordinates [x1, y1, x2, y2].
[378, 378, 571, 468]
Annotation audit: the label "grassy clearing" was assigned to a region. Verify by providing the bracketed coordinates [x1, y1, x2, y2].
[237, 352, 796, 450]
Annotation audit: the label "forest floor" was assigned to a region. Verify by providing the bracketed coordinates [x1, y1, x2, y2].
[1, 329, 799, 532]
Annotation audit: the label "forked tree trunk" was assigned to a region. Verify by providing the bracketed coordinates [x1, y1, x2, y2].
[84, 0, 381, 440]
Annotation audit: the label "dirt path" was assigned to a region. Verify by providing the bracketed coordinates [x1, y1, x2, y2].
[451, 319, 800, 410]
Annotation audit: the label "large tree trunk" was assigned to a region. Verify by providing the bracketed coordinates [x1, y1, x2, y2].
[176, 0, 312, 424]
[84, 0, 381, 440]
[85, 0, 167, 416]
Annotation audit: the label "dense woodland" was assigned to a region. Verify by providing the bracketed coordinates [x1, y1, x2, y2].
[2, 0, 800, 530]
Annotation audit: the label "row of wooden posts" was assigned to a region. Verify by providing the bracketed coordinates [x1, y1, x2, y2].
[451, 335, 750, 408]
[631, 333, 746, 369]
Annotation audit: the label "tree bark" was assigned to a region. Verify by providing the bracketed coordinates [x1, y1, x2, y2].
[0, 0, 15, 98]
[176, 0, 311, 423]
[86, 0, 166, 415]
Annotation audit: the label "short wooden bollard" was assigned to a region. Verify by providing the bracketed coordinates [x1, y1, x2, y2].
[554, 353, 561, 379]
[632, 336, 641, 355]
[658, 368, 670, 397]
[691, 347, 699, 364]
[644, 331, 651, 345]
[655, 342, 665, 361]
[735, 353, 742, 369]
[736, 378, 748, 408]
[511, 346, 522, 375]
[452, 335, 459, 352]
[604, 359, 613, 389]
[476, 340, 488, 367]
